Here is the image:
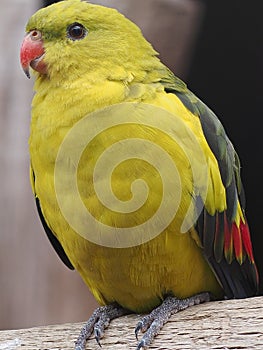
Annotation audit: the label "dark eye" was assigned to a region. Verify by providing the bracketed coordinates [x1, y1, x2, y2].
[67, 23, 87, 40]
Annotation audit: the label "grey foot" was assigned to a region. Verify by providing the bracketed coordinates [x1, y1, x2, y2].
[75, 303, 130, 350]
[135, 292, 210, 349]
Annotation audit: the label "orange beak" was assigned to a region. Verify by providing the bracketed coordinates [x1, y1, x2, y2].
[20, 30, 47, 78]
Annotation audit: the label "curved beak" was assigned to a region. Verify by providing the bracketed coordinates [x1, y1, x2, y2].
[20, 30, 47, 78]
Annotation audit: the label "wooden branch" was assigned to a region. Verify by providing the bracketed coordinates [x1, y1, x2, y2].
[1, 296, 262, 350]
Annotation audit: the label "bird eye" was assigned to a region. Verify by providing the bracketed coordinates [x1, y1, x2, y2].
[67, 23, 87, 40]
[30, 30, 42, 41]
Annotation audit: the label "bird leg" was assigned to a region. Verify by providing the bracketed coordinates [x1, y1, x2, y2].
[75, 303, 131, 350]
[135, 292, 210, 349]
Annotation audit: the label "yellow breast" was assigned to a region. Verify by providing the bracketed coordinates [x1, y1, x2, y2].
[29, 82, 223, 312]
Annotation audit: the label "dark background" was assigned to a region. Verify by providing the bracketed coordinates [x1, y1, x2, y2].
[187, 0, 263, 295]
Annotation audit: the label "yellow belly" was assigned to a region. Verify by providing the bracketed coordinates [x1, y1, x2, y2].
[64, 227, 222, 313]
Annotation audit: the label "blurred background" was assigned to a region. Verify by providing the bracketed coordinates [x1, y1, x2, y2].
[0, 0, 262, 330]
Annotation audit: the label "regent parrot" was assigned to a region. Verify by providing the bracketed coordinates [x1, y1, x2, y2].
[20, 0, 258, 348]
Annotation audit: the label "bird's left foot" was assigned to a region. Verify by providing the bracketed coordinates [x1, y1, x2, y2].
[75, 303, 130, 350]
[135, 292, 210, 349]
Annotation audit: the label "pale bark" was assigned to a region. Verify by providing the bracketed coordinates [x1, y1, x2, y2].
[0, 297, 262, 350]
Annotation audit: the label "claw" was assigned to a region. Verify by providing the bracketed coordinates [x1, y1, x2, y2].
[136, 339, 146, 350]
[135, 321, 143, 340]
[94, 327, 102, 347]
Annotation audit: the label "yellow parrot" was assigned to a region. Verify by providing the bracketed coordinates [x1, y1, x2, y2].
[20, 0, 258, 349]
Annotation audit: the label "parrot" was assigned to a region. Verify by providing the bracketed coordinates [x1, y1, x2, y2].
[20, 0, 259, 349]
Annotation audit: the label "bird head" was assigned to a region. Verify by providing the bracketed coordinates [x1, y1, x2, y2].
[20, 0, 159, 82]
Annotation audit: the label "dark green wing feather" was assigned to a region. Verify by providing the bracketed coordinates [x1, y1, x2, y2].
[161, 73, 259, 298]
[35, 197, 74, 270]
[31, 169, 74, 270]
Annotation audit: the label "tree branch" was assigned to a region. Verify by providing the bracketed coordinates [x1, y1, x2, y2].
[1, 296, 262, 349]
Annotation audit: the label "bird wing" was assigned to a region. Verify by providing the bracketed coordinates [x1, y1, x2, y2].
[30, 167, 74, 270]
[162, 74, 258, 298]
